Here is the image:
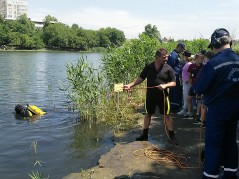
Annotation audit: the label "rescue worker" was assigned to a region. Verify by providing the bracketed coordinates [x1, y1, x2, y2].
[193, 28, 239, 179]
[167, 42, 185, 112]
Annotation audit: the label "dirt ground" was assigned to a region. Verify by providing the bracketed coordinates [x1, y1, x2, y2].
[63, 112, 210, 179]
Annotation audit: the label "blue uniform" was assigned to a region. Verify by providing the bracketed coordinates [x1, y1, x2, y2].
[167, 50, 183, 110]
[193, 48, 239, 179]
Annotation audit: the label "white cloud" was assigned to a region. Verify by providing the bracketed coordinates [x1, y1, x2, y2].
[28, 5, 239, 40]
[29, 8, 53, 21]
[56, 7, 148, 39]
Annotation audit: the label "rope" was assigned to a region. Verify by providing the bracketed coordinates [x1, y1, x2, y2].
[133, 145, 201, 169]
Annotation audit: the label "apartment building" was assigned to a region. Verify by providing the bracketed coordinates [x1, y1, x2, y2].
[0, 0, 28, 20]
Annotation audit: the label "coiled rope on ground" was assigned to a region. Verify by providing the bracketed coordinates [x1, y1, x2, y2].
[133, 145, 202, 169]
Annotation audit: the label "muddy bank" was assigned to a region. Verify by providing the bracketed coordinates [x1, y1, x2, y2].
[63, 113, 205, 179]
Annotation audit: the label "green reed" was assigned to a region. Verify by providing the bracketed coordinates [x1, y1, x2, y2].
[28, 141, 48, 179]
[29, 171, 49, 179]
[66, 36, 212, 130]
[66, 56, 107, 121]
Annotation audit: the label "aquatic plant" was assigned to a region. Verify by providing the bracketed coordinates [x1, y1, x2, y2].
[66, 56, 107, 121]
[29, 171, 49, 179]
[28, 141, 48, 179]
[66, 55, 142, 130]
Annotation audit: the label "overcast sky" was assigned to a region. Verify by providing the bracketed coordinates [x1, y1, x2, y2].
[28, 0, 239, 40]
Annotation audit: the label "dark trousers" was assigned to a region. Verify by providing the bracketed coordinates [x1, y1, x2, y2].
[169, 74, 182, 110]
[202, 98, 239, 179]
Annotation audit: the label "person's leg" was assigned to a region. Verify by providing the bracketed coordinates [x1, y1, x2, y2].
[165, 114, 178, 145]
[184, 82, 190, 111]
[202, 105, 225, 179]
[199, 106, 206, 128]
[200, 102, 206, 123]
[136, 93, 155, 141]
[185, 95, 193, 117]
[162, 93, 178, 145]
[178, 81, 190, 115]
[221, 120, 238, 179]
[182, 82, 187, 110]
[192, 96, 197, 111]
[194, 94, 202, 124]
[136, 113, 152, 141]
[187, 95, 192, 112]
[143, 113, 151, 129]
[175, 75, 183, 109]
[169, 87, 177, 110]
[200, 95, 207, 127]
[169, 75, 182, 111]
[221, 99, 239, 179]
[165, 114, 173, 131]
[196, 95, 201, 116]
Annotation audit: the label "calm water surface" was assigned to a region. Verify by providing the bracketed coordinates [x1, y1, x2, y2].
[0, 51, 114, 179]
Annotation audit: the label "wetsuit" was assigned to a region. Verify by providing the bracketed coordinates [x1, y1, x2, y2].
[140, 62, 176, 115]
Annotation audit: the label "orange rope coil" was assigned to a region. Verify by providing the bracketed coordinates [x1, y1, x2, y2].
[133, 145, 201, 169]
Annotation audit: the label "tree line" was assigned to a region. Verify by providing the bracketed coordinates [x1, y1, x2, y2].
[0, 14, 126, 51]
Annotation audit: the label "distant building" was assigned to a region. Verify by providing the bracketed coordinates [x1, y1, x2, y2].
[161, 36, 174, 42]
[0, 0, 28, 20]
[32, 20, 44, 28]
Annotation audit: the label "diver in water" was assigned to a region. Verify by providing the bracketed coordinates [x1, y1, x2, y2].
[15, 104, 46, 118]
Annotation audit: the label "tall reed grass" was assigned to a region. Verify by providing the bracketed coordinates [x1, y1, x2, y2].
[66, 35, 212, 129]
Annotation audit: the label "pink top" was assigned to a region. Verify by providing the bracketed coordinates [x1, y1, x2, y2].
[182, 62, 192, 82]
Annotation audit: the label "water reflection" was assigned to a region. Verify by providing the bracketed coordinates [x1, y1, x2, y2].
[71, 121, 111, 151]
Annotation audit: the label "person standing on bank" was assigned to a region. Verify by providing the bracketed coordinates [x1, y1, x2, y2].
[177, 50, 193, 116]
[193, 28, 239, 179]
[123, 48, 178, 145]
[183, 53, 204, 122]
[167, 42, 185, 111]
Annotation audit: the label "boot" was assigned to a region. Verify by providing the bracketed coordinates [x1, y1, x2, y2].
[136, 128, 149, 141]
[169, 130, 179, 145]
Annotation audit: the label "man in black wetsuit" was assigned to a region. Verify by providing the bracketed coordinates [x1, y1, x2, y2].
[123, 48, 178, 145]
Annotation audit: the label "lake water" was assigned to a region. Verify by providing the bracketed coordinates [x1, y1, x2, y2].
[0, 51, 114, 179]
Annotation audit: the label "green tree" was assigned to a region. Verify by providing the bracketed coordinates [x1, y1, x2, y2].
[98, 29, 111, 48]
[0, 23, 10, 45]
[19, 34, 33, 49]
[43, 23, 81, 50]
[16, 14, 35, 35]
[33, 28, 44, 49]
[71, 23, 80, 31]
[142, 24, 160, 39]
[0, 15, 4, 23]
[1, 14, 44, 49]
[77, 28, 100, 49]
[102, 34, 160, 85]
[98, 27, 126, 48]
[106, 27, 126, 47]
[43, 15, 58, 28]
[19, 30, 44, 49]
